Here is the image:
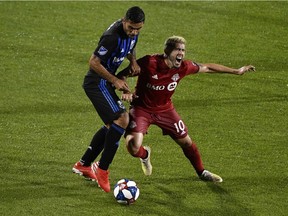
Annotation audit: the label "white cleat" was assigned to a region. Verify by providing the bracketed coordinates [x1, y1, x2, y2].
[140, 146, 152, 176]
[200, 170, 223, 183]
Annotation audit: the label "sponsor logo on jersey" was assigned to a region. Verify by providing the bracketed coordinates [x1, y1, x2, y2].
[146, 83, 165, 91]
[113, 56, 125, 64]
[167, 82, 178, 91]
[98, 46, 108, 56]
[146, 81, 178, 91]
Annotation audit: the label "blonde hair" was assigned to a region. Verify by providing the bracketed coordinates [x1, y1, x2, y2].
[164, 36, 186, 55]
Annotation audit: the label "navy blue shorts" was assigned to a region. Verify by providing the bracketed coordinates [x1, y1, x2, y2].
[83, 74, 126, 125]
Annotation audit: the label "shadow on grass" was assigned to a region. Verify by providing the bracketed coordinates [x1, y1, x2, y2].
[2, 170, 286, 215]
[2, 154, 286, 215]
[118, 176, 256, 216]
[205, 183, 254, 216]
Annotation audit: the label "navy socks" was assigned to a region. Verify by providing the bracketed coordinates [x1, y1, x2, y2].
[99, 123, 125, 170]
[81, 126, 108, 166]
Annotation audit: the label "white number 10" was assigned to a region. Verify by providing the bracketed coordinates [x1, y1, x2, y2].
[174, 120, 185, 133]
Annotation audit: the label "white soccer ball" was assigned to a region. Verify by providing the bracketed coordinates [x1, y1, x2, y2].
[113, 179, 140, 205]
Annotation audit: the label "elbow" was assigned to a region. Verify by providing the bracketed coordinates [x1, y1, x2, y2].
[89, 54, 96, 65]
[198, 65, 210, 73]
[89, 54, 101, 70]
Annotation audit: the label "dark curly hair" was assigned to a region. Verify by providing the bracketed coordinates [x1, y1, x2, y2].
[124, 6, 145, 23]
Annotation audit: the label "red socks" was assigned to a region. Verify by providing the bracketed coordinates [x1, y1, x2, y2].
[128, 142, 204, 176]
[182, 142, 204, 176]
[128, 145, 148, 159]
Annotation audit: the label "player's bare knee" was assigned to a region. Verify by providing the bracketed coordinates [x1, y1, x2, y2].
[125, 135, 133, 147]
[121, 112, 129, 128]
[126, 138, 139, 156]
[115, 112, 129, 128]
[181, 142, 192, 148]
[175, 136, 193, 148]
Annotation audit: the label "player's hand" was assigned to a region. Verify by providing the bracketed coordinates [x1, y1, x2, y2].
[121, 92, 138, 103]
[129, 61, 141, 76]
[121, 92, 133, 102]
[237, 65, 256, 75]
[113, 78, 131, 92]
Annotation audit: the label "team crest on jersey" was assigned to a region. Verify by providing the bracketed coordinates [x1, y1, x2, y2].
[98, 46, 108, 56]
[171, 73, 180, 82]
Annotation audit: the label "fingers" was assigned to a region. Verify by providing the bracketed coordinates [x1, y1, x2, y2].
[238, 65, 256, 75]
[120, 84, 130, 92]
[114, 79, 131, 92]
[245, 65, 255, 72]
[121, 93, 133, 102]
[124, 82, 131, 92]
[129, 65, 141, 76]
[249, 65, 256, 72]
[121, 92, 138, 103]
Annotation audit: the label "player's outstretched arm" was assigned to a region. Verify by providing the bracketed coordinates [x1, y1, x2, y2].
[198, 63, 255, 75]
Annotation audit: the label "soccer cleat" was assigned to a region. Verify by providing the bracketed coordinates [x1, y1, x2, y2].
[93, 162, 111, 193]
[91, 161, 99, 174]
[140, 146, 152, 176]
[200, 170, 223, 183]
[72, 161, 97, 181]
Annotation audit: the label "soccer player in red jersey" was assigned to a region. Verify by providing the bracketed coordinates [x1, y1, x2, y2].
[118, 36, 255, 182]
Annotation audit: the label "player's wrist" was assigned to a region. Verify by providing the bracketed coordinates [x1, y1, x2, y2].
[110, 76, 119, 85]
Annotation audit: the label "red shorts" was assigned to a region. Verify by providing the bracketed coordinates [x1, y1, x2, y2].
[126, 106, 188, 139]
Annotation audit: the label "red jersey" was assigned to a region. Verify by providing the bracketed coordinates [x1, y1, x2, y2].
[132, 54, 199, 112]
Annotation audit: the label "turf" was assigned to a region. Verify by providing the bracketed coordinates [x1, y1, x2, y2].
[0, 1, 287, 216]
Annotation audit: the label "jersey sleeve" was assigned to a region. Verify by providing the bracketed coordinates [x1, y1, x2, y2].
[136, 55, 148, 65]
[136, 55, 155, 74]
[93, 34, 118, 63]
[185, 61, 200, 75]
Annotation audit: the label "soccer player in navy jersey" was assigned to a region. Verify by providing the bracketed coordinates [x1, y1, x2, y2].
[72, 6, 145, 192]
[118, 36, 255, 182]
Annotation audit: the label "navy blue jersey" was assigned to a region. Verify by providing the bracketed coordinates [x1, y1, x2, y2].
[90, 19, 138, 75]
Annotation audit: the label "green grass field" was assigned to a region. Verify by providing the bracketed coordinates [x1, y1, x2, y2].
[0, 1, 287, 216]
